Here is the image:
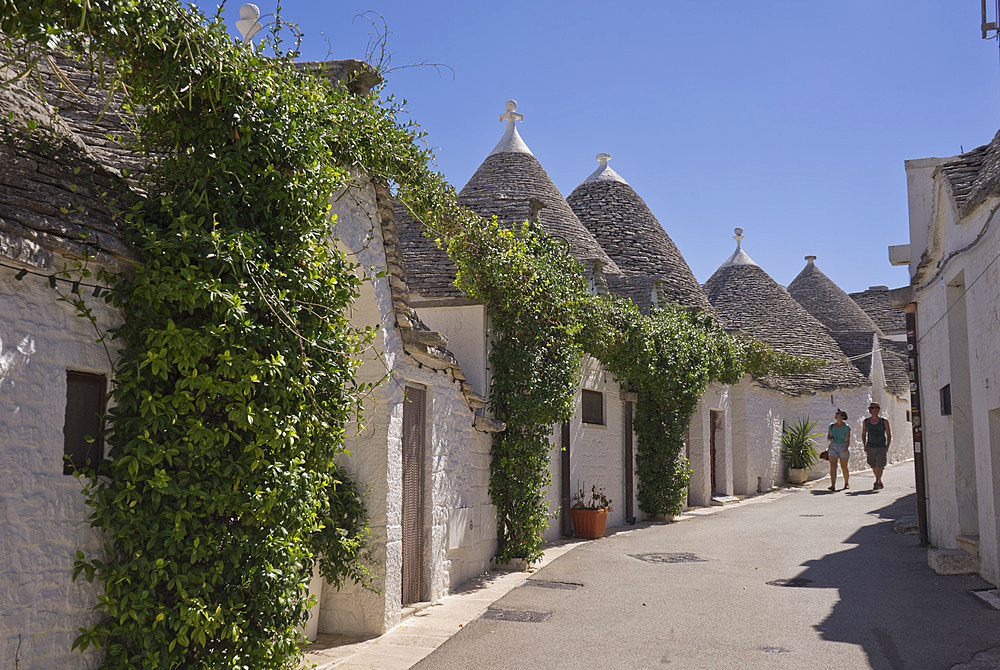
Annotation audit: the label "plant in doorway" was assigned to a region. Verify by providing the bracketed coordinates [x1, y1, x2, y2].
[570, 484, 613, 539]
[780, 418, 821, 485]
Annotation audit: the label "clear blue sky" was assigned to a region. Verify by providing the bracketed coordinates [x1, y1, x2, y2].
[199, 1, 1000, 294]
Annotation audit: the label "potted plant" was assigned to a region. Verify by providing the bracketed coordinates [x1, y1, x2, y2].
[570, 484, 613, 539]
[781, 418, 821, 485]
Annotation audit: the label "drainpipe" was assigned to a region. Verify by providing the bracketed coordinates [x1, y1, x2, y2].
[905, 304, 930, 546]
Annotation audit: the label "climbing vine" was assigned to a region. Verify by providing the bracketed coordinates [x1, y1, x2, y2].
[443, 214, 819, 556]
[581, 297, 820, 515]
[4, 3, 824, 665]
[2, 1, 471, 668]
[448, 219, 591, 562]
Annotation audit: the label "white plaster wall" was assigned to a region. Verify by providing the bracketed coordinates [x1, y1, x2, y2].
[318, 182, 493, 635]
[730, 378, 877, 492]
[740, 385, 787, 494]
[904, 157, 950, 276]
[909, 190, 1000, 585]
[569, 357, 625, 528]
[415, 305, 488, 396]
[686, 385, 732, 506]
[967, 229, 1000, 585]
[0, 263, 118, 670]
[914, 277, 963, 553]
[785, 387, 874, 480]
[543, 358, 628, 540]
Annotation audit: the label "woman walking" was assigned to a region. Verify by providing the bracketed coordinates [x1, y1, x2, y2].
[826, 410, 851, 491]
[861, 401, 892, 490]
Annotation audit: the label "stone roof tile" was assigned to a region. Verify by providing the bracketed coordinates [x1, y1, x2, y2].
[849, 286, 907, 335]
[567, 156, 713, 314]
[787, 257, 882, 335]
[938, 129, 1000, 216]
[703, 249, 868, 395]
[458, 151, 620, 273]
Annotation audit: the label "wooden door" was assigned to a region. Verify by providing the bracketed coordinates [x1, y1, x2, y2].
[710, 410, 722, 494]
[624, 400, 634, 522]
[401, 386, 426, 605]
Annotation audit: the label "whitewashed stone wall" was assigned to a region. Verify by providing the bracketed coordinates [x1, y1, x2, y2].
[543, 357, 628, 540]
[416, 305, 488, 395]
[785, 386, 874, 480]
[729, 377, 884, 491]
[687, 384, 732, 506]
[318, 182, 493, 635]
[0, 262, 118, 670]
[904, 172, 1000, 585]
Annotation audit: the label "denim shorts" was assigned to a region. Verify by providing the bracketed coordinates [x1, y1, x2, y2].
[828, 443, 849, 460]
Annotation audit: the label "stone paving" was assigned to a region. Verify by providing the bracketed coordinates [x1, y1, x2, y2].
[300, 477, 807, 669]
[301, 539, 587, 669]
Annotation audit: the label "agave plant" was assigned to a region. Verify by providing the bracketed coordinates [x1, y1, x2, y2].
[780, 418, 821, 470]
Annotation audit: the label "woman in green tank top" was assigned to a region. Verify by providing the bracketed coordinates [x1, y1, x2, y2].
[826, 410, 851, 491]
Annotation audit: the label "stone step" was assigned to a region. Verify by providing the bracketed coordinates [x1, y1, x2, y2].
[928, 547, 979, 575]
[956, 534, 980, 557]
[710, 495, 740, 506]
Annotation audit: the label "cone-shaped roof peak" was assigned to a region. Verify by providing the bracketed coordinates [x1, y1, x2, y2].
[718, 227, 757, 268]
[787, 256, 882, 335]
[489, 99, 532, 156]
[567, 157, 713, 313]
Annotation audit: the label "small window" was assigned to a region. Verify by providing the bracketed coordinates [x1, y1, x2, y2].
[906, 410, 911, 422]
[64, 371, 107, 474]
[939, 384, 952, 416]
[581, 389, 604, 425]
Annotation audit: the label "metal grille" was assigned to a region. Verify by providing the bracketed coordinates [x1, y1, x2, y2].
[480, 609, 551, 623]
[767, 577, 813, 588]
[525, 580, 582, 591]
[799, 514, 824, 517]
[629, 552, 706, 564]
[401, 386, 426, 606]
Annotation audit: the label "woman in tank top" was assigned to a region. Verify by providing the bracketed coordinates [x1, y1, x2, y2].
[861, 401, 892, 490]
[826, 409, 851, 491]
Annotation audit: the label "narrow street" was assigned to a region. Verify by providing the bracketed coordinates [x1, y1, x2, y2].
[415, 462, 1000, 670]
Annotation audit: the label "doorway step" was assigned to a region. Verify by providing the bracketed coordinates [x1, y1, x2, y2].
[928, 536, 979, 576]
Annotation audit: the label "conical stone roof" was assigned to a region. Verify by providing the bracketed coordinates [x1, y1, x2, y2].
[849, 286, 907, 335]
[456, 101, 620, 273]
[703, 230, 868, 395]
[567, 154, 713, 313]
[787, 257, 882, 335]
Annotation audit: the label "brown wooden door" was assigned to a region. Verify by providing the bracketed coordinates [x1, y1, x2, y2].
[402, 386, 426, 605]
[624, 401, 634, 522]
[710, 410, 721, 494]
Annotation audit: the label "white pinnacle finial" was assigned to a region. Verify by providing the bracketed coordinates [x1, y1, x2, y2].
[582, 152, 627, 184]
[489, 99, 532, 156]
[720, 227, 756, 267]
[236, 4, 264, 42]
[499, 99, 523, 125]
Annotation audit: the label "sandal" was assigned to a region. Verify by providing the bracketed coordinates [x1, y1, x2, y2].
[827, 486, 836, 491]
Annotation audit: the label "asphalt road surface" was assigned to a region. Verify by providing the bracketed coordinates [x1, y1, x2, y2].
[416, 462, 1000, 670]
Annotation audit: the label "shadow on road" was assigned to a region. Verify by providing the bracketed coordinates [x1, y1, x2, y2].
[791, 494, 1000, 670]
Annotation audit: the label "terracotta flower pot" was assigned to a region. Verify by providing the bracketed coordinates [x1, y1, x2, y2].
[570, 507, 610, 539]
[788, 468, 808, 485]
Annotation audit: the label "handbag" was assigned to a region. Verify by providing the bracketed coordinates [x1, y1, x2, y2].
[819, 450, 829, 461]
